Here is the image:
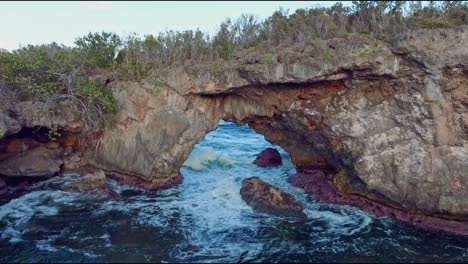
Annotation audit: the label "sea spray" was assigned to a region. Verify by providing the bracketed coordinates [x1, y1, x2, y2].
[0, 121, 467, 263]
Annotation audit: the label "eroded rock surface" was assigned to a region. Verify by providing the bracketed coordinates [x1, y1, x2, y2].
[0, 146, 63, 177]
[0, 178, 6, 195]
[289, 170, 468, 236]
[240, 177, 306, 218]
[0, 111, 21, 138]
[68, 169, 117, 198]
[89, 27, 467, 224]
[0, 27, 466, 232]
[253, 148, 282, 167]
[91, 81, 217, 185]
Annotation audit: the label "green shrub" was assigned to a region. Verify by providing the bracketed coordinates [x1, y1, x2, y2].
[75, 31, 122, 70]
[0, 44, 116, 129]
[414, 17, 451, 29]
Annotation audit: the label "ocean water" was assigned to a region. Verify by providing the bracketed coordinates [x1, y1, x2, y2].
[0, 120, 467, 263]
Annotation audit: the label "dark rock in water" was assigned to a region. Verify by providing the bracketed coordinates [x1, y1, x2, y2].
[0, 146, 63, 177]
[253, 148, 282, 167]
[108, 173, 183, 191]
[0, 178, 6, 195]
[240, 177, 306, 218]
[68, 169, 118, 198]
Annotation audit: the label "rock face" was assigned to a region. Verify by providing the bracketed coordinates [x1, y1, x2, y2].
[288, 171, 468, 236]
[0, 27, 467, 232]
[0, 103, 85, 179]
[0, 111, 21, 138]
[0, 146, 63, 177]
[90, 81, 217, 185]
[0, 178, 6, 195]
[87, 26, 467, 226]
[240, 177, 306, 218]
[68, 169, 117, 197]
[10, 101, 87, 133]
[253, 148, 282, 167]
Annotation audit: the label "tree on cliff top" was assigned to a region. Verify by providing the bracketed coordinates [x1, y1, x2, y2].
[0, 0, 467, 131]
[75, 31, 122, 70]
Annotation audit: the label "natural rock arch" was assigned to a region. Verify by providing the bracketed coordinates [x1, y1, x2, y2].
[90, 27, 467, 222]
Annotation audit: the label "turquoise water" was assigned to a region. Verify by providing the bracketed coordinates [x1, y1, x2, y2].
[0, 120, 467, 262]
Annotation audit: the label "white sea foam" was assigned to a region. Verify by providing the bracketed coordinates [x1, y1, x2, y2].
[0, 190, 79, 243]
[2, 121, 465, 262]
[183, 147, 248, 170]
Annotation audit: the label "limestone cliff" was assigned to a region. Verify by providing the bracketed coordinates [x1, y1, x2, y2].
[91, 27, 467, 220]
[1, 27, 467, 229]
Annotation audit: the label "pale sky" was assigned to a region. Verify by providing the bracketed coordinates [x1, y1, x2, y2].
[0, 1, 351, 51]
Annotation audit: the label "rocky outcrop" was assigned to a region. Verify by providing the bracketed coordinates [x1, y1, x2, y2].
[289, 170, 468, 236]
[240, 177, 306, 218]
[0, 111, 21, 138]
[90, 81, 217, 185]
[0, 178, 6, 195]
[0, 101, 85, 178]
[253, 148, 282, 167]
[68, 169, 117, 198]
[0, 146, 63, 177]
[0, 27, 466, 233]
[10, 101, 88, 133]
[87, 26, 468, 232]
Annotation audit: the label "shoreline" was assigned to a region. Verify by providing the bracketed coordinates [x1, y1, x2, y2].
[288, 170, 468, 237]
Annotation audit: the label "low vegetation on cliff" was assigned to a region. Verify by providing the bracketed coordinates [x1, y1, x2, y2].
[0, 1, 466, 131]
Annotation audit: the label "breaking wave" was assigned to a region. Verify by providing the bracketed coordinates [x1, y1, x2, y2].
[0, 121, 467, 262]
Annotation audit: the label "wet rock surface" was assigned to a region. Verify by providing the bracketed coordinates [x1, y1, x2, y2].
[288, 170, 468, 236]
[68, 169, 117, 198]
[0, 178, 6, 195]
[253, 148, 282, 167]
[92, 27, 468, 223]
[240, 177, 306, 218]
[0, 27, 467, 233]
[107, 172, 183, 191]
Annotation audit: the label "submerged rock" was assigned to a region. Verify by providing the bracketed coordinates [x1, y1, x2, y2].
[0, 146, 63, 177]
[240, 177, 306, 218]
[0, 178, 6, 195]
[68, 169, 117, 198]
[253, 148, 282, 167]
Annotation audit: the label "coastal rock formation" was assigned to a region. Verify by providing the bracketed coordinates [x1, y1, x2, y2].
[0, 111, 21, 138]
[0, 26, 467, 233]
[288, 171, 468, 236]
[90, 81, 217, 185]
[90, 27, 467, 223]
[0, 102, 86, 178]
[240, 177, 306, 218]
[253, 148, 282, 167]
[0, 146, 63, 177]
[10, 101, 87, 133]
[68, 169, 117, 198]
[0, 178, 6, 195]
